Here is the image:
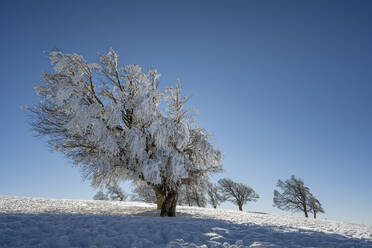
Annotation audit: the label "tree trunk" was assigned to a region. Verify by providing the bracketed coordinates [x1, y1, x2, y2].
[238, 204, 243, 211]
[156, 195, 164, 210]
[160, 189, 178, 217]
[314, 211, 316, 219]
[304, 205, 309, 218]
[152, 186, 164, 210]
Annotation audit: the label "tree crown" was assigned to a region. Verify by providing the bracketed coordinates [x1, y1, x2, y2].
[218, 178, 259, 206]
[29, 49, 223, 191]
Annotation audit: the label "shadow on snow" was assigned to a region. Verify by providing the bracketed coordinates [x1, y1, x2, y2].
[0, 211, 371, 248]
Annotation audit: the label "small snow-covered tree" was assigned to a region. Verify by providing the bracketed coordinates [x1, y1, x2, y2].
[178, 182, 207, 207]
[273, 175, 312, 218]
[131, 182, 165, 209]
[218, 178, 259, 211]
[131, 182, 157, 203]
[206, 182, 225, 208]
[28, 49, 222, 216]
[93, 191, 109, 200]
[107, 184, 127, 201]
[308, 194, 324, 219]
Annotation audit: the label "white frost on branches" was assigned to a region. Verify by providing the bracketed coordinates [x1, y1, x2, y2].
[30, 49, 222, 195]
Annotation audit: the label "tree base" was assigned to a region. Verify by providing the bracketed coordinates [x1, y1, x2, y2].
[160, 189, 178, 217]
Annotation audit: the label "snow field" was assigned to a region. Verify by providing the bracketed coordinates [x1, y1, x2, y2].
[0, 196, 371, 248]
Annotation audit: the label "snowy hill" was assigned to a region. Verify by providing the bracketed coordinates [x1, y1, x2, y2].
[0, 196, 371, 248]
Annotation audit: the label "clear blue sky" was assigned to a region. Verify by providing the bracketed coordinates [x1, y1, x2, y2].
[1, 0, 371, 225]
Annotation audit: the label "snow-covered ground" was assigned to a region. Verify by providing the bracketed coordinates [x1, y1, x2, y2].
[0, 196, 371, 248]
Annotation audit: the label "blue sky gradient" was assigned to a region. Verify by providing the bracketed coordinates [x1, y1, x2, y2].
[1, 0, 371, 225]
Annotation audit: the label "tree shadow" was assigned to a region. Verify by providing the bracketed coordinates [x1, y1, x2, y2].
[0, 212, 371, 248]
[247, 211, 267, 215]
[130, 209, 195, 218]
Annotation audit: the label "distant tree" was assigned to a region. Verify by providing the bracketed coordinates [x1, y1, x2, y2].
[131, 182, 157, 203]
[93, 191, 109, 200]
[28, 49, 222, 216]
[273, 175, 312, 218]
[106, 184, 127, 201]
[308, 194, 324, 219]
[178, 183, 207, 207]
[206, 182, 226, 208]
[218, 178, 259, 211]
[178, 186, 193, 207]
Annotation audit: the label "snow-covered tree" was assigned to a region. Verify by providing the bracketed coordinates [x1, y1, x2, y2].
[206, 182, 226, 208]
[308, 194, 324, 219]
[29, 49, 222, 216]
[106, 184, 127, 201]
[93, 191, 109, 200]
[131, 182, 157, 203]
[218, 178, 259, 211]
[178, 182, 207, 207]
[273, 175, 312, 218]
[130, 182, 165, 209]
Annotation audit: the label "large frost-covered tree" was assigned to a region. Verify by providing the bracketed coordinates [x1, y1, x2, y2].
[273, 175, 312, 218]
[218, 178, 259, 211]
[29, 49, 222, 216]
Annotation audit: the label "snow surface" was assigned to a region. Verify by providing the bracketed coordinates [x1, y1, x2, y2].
[0, 196, 371, 248]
